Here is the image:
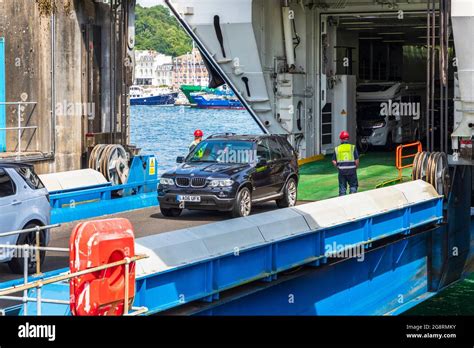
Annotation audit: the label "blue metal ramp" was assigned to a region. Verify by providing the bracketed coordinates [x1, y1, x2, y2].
[0, 180, 454, 316]
[131, 180, 443, 314]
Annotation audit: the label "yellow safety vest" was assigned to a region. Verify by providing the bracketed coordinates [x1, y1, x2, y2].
[190, 141, 204, 158]
[196, 147, 204, 158]
[335, 143, 356, 170]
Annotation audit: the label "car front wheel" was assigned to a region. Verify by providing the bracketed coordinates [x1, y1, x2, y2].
[160, 207, 183, 217]
[8, 223, 46, 275]
[276, 177, 297, 208]
[232, 187, 252, 218]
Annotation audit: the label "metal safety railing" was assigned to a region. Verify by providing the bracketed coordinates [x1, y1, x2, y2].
[0, 224, 61, 276]
[0, 101, 38, 159]
[396, 141, 423, 177]
[376, 141, 423, 188]
[0, 225, 149, 316]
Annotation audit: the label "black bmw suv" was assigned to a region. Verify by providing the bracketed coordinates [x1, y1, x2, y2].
[158, 134, 299, 218]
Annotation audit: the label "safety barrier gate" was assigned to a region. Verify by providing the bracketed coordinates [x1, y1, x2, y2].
[397, 141, 423, 178]
[376, 141, 423, 188]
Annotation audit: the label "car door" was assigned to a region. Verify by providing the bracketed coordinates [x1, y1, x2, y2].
[277, 135, 297, 176]
[251, 138, 273, 198]
[267, 137, 287, 193]
[0, 168, 19, 261]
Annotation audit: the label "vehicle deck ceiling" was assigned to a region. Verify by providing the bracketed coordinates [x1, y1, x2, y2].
[336, 12, 454, 46]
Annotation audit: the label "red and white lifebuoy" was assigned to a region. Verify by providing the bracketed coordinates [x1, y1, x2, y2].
[69, 218, 135, 316]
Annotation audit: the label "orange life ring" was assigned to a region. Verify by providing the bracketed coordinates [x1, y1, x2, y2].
[69, 218, 135, 316]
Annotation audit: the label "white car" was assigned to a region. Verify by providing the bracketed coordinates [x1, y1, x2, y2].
[357, 82, 426, 148]
[0, 163, 50, 274]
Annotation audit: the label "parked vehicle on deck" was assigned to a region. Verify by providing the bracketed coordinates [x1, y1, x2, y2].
[158, 134, 299, 218]
[356, 82, 426, 149]
[0, 163, 50, 274]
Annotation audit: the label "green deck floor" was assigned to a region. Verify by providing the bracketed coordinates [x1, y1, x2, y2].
[298, 151, 413, 201]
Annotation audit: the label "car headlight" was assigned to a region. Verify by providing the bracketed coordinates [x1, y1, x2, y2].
[209, 179, 234, 187]
[160, 177, 174, 186]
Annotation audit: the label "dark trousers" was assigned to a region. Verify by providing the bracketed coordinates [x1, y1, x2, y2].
[338, 172, 358, 196]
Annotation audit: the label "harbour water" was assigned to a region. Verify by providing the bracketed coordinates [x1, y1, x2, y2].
[130, 105, 263, 176]
[130, 105, 473, 315]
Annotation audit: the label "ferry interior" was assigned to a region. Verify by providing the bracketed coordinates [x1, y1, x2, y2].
[318, 9, 454, 154]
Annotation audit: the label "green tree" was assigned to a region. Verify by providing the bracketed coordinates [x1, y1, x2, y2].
[135, 4, 192, 57]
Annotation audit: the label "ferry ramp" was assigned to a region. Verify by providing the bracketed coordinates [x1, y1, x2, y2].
[0, 151, 408, 283]
[0, 201, 304, 283]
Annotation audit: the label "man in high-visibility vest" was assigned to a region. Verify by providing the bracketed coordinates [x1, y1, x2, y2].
[189, 129, 204, 152]
[332, 131, 360, 196]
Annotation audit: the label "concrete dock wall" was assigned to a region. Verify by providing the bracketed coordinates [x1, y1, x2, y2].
[0, 0, 134, 174]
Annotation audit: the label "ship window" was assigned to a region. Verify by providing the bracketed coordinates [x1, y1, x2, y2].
[321, 103, 332, 145]
[296, 101, 303, 132]
[322, 134, 332, 145]
[322, 124, 332, 134]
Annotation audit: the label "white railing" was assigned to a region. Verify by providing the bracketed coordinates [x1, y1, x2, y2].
[0, 225, 148, 316]
[0, 101, 38, 159]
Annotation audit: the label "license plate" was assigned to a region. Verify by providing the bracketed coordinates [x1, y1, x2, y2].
[177, 195, 201, 202]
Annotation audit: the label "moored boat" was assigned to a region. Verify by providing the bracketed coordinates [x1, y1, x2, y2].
[192, 93, 244, 109]
[180, 84, 216, 104]
[130, 85, 178, 106]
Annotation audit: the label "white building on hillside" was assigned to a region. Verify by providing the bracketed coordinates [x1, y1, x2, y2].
[156, 63, 174, 86]
[134, 50, 173, 86]
[172, 48, 209, 88]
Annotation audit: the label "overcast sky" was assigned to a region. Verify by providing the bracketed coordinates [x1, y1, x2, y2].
[137, 0, 165, 7]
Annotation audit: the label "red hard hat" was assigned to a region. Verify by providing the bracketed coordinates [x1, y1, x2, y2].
[194, 129, 203, 137]
[339, 131, 350, 140]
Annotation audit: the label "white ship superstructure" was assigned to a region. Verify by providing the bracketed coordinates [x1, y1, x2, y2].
[166, 0, 472, 163]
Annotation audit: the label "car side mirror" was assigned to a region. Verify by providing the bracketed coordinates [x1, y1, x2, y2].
[176, 156, 185, 163]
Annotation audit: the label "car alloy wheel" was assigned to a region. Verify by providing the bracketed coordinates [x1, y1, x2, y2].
[240, 188, 252, 216]
[8, 223, 45, 274]
[287, 179, 297, 207]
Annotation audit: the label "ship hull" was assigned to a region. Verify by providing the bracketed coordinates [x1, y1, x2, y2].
[130, 92, 178, 106]
[192, 95, 244, 110]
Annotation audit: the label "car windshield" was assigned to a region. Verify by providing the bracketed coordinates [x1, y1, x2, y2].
[186, 140, 256, 164]
[357, 102, 385, 121]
